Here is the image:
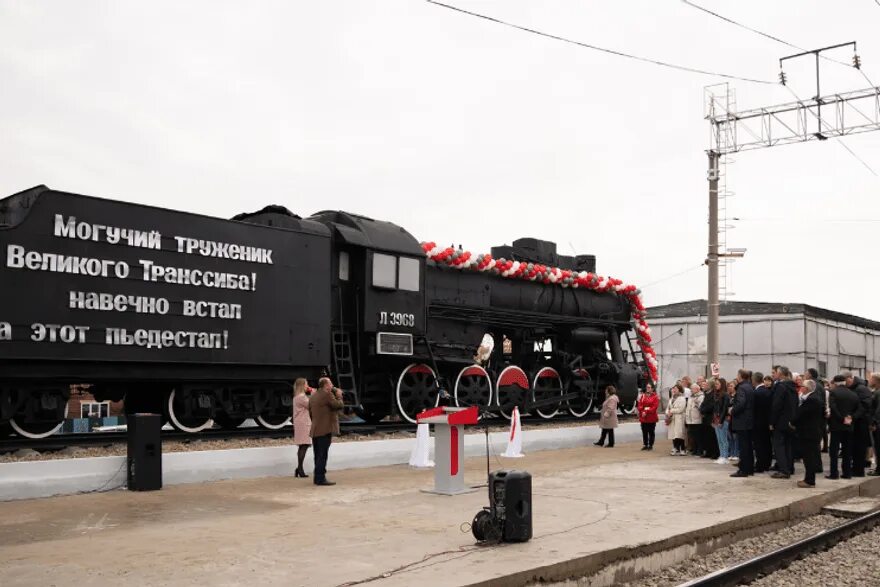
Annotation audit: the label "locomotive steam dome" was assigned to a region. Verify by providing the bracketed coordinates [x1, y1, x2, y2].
[491, 237, 596, 275]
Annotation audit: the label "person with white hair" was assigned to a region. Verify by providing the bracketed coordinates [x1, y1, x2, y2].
[685, 384, 704, 455]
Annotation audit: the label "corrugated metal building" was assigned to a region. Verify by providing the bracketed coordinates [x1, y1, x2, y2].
[647, 300, 880, 385]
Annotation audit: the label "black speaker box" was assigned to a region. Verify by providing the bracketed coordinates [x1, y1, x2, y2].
[127, 413, 162, 491]
[490, 470, 532, 542]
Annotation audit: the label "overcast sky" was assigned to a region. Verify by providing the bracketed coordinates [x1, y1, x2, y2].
[2, 1, 880, 320]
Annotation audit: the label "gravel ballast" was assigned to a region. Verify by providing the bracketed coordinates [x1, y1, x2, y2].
[549, 514, 843, 587]
[750, 525, 880, 587]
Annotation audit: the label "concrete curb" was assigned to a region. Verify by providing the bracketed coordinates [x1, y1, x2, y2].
[0, 420, 666, 501]
[461, 476, 880, 587]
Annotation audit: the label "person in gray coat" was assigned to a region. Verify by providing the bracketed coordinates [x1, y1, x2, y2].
[594, 386, 619, 448]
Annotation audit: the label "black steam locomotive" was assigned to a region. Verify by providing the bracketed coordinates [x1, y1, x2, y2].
[0, 186, 655, 438]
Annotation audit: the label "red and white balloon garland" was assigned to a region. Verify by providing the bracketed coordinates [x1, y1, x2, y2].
[420, 242, 659, 383]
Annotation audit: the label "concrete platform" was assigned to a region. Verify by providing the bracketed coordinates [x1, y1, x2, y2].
[821, 495, 880, 518]
[0, 420, 664, 501]
[1, 441, 878, 587]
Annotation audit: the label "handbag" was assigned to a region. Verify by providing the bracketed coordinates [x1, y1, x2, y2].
[664, 411, 672, 426]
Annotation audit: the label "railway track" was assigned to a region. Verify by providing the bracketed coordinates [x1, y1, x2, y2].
[678, 508, 880, 587]
[1, 412, 611, 454]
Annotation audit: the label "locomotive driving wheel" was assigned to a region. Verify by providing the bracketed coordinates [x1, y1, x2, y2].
[531, 367, 563, 419]
[166, 389, 215, 433]
[454, 365, 493, 411]
[496, 365, 529, 420]
[566, 369, 594, 418]
[395, 363, 439, 424]
[9, 390, 69, 439]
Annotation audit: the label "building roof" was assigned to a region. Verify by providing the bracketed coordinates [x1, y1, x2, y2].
[647, 299, 880, 332]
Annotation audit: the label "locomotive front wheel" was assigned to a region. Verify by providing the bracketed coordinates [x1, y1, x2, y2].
[454, 365, 493, 411]
[166, 389, 214, 433]
[567, 369, 594, 418]
[496, 365, 529, 420]
[10, 400, 68, 439]
[532, 367, 563, 419]
[395, 363, 439, 424]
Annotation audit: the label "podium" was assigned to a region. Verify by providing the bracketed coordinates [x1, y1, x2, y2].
[417, 406, 479, 495]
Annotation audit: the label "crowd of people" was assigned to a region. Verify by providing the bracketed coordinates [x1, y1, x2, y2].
[646, 367, 880, 488]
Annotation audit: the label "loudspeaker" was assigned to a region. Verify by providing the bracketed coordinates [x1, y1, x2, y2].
[127, 413, 162, 491]
[489, 470, 532, 542]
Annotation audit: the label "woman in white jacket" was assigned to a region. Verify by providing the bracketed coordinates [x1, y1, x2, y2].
[667, 384, 688, 455]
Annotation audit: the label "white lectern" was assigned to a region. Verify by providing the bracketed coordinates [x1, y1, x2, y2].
[417, 406, 479, 495]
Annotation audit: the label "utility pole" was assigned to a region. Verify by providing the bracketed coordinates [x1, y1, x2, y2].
[706, 151, 720, 378]
[703, 42, 880, 376]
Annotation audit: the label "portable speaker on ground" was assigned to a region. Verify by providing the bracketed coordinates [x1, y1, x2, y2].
[127, 413, 162, 491]
[472, 469, 532, 543]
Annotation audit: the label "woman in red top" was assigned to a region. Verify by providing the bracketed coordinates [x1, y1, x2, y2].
[637, 383, 660, 450]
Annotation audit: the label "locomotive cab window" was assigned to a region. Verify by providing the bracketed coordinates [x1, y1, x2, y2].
[372, 253, 397, 289]
[338, 251, 350, 281]
[398, 257, 420, 292]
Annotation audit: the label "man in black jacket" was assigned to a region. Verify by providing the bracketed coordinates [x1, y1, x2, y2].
[805, 368, 828, 455]
[791, 379, 825, 487]
[699, 380, 719, 459]
[752, 372, 772, 472]
[869, 373, 880, 476]
[730, 369, 756, 477]
[844, 371, 873, 477]
[827, 374, 863, 480]
[770, 366, 798, 479]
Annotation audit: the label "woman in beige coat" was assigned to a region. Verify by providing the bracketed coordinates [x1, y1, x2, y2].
[666, 384, 687, 455]
[593, 386, 619, 448]
[292, 378, 312, 478]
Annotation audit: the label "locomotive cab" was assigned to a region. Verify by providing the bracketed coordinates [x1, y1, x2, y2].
[309, 211, 427, 422]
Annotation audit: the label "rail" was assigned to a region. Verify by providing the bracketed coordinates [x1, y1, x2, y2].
[678, 508, 880, 587]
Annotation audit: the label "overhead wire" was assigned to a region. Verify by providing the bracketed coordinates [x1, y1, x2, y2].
[425, 1, 776, 85]
[680, 0, 878, 88]
[640, 264, 705, 289]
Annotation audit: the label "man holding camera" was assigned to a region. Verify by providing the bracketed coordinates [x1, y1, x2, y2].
[309, 377, 344, 486]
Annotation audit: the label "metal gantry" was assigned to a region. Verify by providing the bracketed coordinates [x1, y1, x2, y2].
[702, 42, 880, 374]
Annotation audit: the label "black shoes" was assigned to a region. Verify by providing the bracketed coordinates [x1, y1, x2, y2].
[730, 471, 750, 478]
[295, 468, 309, 478]
[771, 472, 790, 479]
[593, 442, 603, 446]
[315, 479, 336, 486]
[641, 446, 650, 451]
[824, 475, 839, 480]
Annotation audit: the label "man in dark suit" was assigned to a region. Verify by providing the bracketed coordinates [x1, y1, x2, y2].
[770, 366, 798, 479]
[827, 374, 863, 480]
[791, 380, 824, 487]
[752, 372, 772, 473]
[309, 377, 344, 486]
[870, 373, 880, 476]
[805, 368, 828, 456]
[730, 369, 755, 477]
[844, 371, 873, 477]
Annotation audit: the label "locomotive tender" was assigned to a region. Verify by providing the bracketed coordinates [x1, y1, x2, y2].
[0, 185, 654, 438]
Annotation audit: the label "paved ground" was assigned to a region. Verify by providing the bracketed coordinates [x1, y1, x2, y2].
[0, 439, 871, 587]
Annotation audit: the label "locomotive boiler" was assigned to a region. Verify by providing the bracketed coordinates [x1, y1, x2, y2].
[0, 185, 655, 438]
